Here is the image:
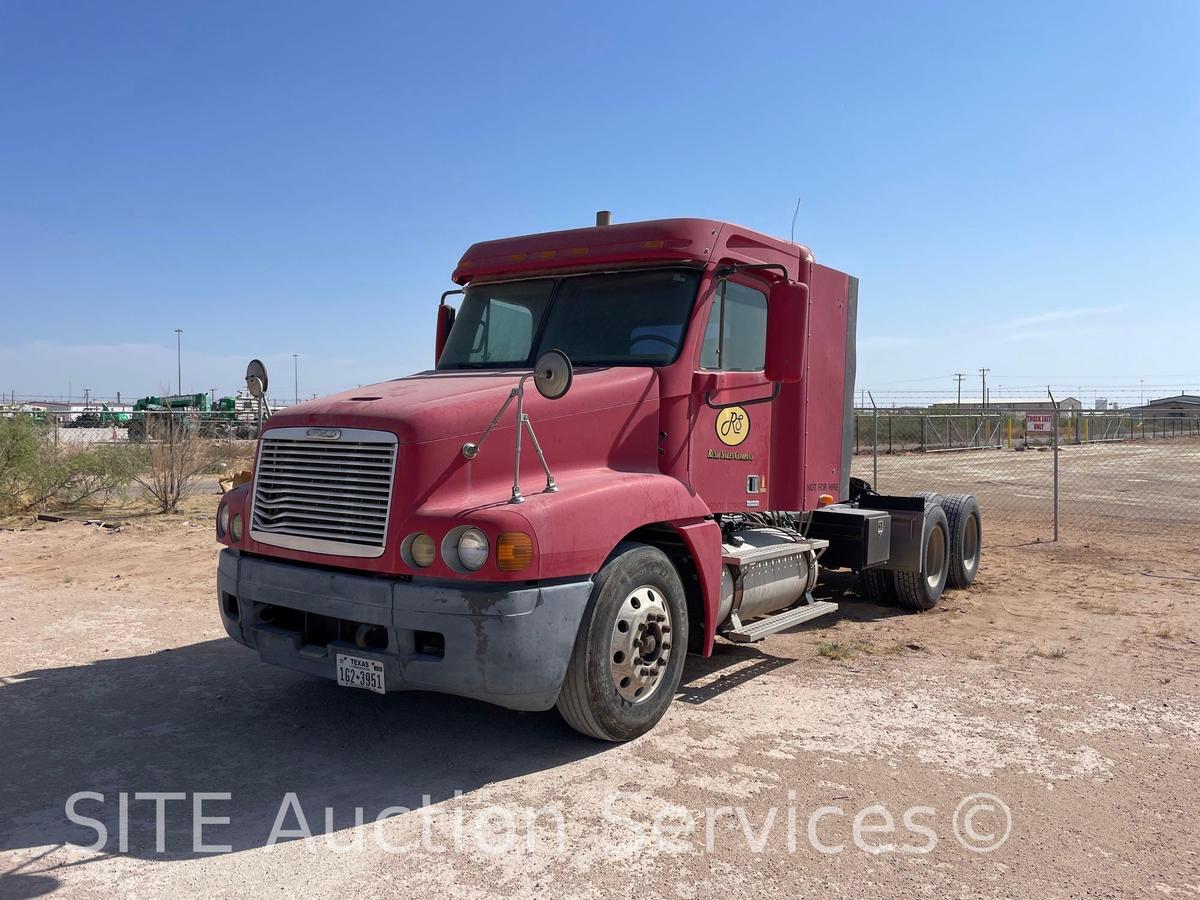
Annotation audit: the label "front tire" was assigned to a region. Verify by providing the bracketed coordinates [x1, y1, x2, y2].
[557, 543, 688, 741]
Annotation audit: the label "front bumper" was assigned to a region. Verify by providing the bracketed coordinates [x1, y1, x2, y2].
[217, 549, 592, 711]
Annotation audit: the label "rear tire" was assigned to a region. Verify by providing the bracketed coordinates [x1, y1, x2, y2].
[860, 567, 898, 606]
[557, 543, 688, 742]
[943, 494, 982, 588]
[894, 504, 950, 611]
[913, 490, 944, 508]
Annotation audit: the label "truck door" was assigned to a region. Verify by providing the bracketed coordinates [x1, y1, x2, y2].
[688, 277, 773, 513]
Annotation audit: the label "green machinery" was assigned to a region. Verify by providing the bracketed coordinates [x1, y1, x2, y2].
[128, 393, 243, 441]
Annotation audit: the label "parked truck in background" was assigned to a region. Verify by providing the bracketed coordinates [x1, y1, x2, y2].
[215, 215, 982, 741]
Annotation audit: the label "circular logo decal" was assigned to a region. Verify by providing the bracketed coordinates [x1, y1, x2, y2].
[715, 406, 750, 446]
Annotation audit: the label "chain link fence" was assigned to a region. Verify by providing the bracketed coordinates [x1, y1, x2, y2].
[6, 405, 1197, 545]
[1, 409, 265, 446]
[852, 406, 1200, 545]
[1, 410, 261, 517]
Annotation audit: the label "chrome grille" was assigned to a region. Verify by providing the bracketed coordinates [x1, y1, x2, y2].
[250, 427, 398, 558]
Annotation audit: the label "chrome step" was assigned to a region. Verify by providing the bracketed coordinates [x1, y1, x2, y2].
[723, 601, 840, 643]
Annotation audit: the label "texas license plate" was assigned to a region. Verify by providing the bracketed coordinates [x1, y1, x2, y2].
[336, 653, 386, 694]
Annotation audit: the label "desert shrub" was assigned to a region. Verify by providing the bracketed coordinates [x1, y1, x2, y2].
[0, 415, 133, 515]
[124, 424, 210, 513]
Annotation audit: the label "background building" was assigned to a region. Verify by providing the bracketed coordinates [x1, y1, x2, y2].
[1128, 393, 1200, 418]
[929, 397, 1082, 412]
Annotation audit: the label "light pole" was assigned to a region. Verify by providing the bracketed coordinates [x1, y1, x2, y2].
[175, 328, 183, 395]
[292, 354, 299, 405]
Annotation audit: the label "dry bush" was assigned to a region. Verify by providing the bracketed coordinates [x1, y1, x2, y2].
[125, 423, 210, 514]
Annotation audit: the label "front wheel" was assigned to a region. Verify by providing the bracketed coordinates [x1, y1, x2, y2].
[556, 543, 688, 741]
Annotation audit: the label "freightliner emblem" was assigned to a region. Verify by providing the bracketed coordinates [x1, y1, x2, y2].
[306, 428, 342, 440]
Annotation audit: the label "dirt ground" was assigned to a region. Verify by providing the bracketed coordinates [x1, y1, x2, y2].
[1, 491, 1198, 898]
[854, 439, 1200, 544]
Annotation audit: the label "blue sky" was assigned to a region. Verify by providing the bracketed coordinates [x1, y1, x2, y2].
[1, 0, 1197, 407]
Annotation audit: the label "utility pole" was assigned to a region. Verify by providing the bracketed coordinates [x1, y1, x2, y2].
[83, 388, 90, 408]
[175, 328, 183, 395]
[979, 368, 990, 410]
[954, 373, 965, 407]
[293, 354, 299, 406]
[210, 388, 216, 405]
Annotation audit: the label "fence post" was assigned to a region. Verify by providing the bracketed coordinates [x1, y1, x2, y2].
[920, 415, 926, 453]
[1048, 389, 1060, 542]
[873, 410, 879, 486]
[867, 392, 879, 490]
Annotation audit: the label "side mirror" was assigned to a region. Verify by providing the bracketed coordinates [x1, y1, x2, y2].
[435, 303, 456, 364]
[764, 280, 809, 383]
[533, 349, 573, 400]
[245, 359, 268, 398]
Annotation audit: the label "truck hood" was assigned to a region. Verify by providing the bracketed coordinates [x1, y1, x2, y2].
[263, 367, 660, 445]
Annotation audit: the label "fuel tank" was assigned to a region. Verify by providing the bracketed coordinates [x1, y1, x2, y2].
[716, 528, 825, 624]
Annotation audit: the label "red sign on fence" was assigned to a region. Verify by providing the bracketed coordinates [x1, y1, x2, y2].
[1027, 413, 1053, 433]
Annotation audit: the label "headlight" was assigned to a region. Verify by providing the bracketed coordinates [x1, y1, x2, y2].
[217, 503, 230, 537]
[230, 514, 243, 541]
[404, 532, 436, 568]
[455, 527, 489, 571]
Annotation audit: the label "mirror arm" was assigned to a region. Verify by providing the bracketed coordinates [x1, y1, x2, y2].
[461, 383, 522, 460]
[439, 288, 464, 306]
[704, 382, 781, 411]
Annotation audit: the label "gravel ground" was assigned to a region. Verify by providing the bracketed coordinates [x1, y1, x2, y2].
[1, 497, 1198, 899]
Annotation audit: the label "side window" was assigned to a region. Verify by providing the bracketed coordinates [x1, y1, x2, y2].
[699, 280, 767, 371]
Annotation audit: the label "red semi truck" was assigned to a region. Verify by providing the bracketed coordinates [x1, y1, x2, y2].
[215, 215, 982, 741]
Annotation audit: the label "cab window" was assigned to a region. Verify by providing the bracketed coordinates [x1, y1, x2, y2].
[699, 280, 767, 371]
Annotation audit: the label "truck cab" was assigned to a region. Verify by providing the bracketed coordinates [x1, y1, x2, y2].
[215, 215, 981, 740]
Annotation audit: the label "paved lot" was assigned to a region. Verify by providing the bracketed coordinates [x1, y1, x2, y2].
[1, 491, 1198, 898]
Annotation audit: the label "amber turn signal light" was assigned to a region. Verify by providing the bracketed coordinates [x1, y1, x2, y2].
[818, 493, 836, 507]
[496, 532, 534, 572]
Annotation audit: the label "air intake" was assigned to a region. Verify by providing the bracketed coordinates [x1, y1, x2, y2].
[250, 426, 397, 558]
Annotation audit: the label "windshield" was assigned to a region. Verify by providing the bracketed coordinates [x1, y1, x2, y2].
[437, 268, 701, 369]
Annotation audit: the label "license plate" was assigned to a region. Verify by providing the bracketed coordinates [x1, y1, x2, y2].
[336, 653, 386, 694]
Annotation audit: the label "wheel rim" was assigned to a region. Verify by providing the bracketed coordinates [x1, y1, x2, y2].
[609, 585, 673, 704]
[962, 514, 979, 575]
[925, 525, 947, 591]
